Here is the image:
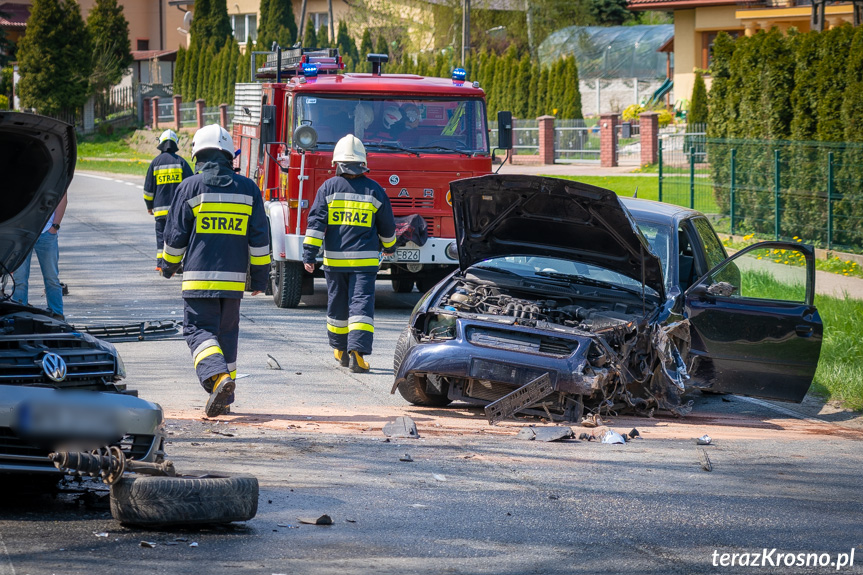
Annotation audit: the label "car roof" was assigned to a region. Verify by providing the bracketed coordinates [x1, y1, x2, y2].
[620, 196, 702, 226]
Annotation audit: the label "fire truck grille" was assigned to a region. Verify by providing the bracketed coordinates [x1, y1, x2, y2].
[391, 197, 435, 210]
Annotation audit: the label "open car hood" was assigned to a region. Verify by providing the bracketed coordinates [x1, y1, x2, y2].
[0, 113, 76, 275]
[450, 175, 665, 298]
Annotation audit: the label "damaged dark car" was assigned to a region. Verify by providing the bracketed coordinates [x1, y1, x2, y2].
[0, 112, 164, 477]
[391, 175, 823, 422]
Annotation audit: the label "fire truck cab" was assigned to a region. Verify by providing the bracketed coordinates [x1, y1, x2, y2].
[232, 47, 511, 308]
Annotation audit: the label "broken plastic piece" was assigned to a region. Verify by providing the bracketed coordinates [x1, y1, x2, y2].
[383, 416, 420, 439]
[578, 432, 592, 441]
[140, 541, 157, 548]
[298, 514, 334, 525]
[399, 453, 414, 462]
[600, 429, 626, 444]
[696, 434, 712, 445]
[628, 428, 640, 439]
[698, 448, 713, 471]
[516, 426, 574, 442]
[266, 354, 282, 370]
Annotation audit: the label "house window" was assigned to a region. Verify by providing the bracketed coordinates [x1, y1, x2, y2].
[310, 12, 328, 32]
[136, 39, 149, 51]
[701, 30, 741, 70]
[231, 14, 257, 44]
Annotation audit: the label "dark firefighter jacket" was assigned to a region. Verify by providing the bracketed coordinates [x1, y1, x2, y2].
[143, 152, 193, 217]
[162, 157, 271, 298]
[302, 175, 397, 273]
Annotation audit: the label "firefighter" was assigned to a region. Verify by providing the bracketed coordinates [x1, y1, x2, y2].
[303, 134, 396, 373]
[161, 125, 271, 417]
[143, 130, 193, 270]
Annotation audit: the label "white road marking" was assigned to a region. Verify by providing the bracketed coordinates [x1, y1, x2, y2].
[124, 181, 135, 186]
[0, 532, 15, 575]
[735, 395, 829, 425]
[75, 173, 114, 181]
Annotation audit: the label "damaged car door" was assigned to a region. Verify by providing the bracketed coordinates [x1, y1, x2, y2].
[684, 241, 822, 402]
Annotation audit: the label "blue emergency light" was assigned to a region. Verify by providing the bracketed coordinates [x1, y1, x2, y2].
[452, 68, 467, 82]
[302, 64, 319, 77]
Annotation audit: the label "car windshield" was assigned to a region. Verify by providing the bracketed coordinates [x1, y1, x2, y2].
[471, 256, 660, 298]
[294, 95, 489, 155]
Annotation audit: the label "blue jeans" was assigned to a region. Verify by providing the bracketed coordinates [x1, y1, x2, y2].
[12, 231, 63, 316]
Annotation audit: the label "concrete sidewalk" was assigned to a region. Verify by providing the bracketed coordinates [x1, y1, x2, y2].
[497, 162, 642, 176]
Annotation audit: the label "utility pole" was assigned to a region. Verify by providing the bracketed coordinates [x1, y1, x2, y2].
[461, 0, 470, 66]
[328, 0, 335, 43]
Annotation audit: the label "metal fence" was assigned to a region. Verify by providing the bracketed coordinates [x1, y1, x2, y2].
[658, 134, 863, 253]
[94, 86, 135, 121]
[615, 121, 641, 165]
[157, 101, 174, 124]
[555, 119, 600, 163]
[179, 103, 197, 127]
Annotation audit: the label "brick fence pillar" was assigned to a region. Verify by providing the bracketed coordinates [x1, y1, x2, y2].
[173, 95, 182, 131]
[151, 96, 160, 129]
[195, 99, 205, 129]
[639, 112, 659, 166]
[142, 98, 151, 128]
[600, 113, 619, 168]
[537, 115, 556, 165]
[219, 103, 228, 129]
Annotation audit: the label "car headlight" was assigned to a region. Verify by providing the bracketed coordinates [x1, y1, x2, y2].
[445, 241, 458, 260]
[115, 352, 126, 380]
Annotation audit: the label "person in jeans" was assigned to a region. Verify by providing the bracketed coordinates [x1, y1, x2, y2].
[12, 194, 68, 319]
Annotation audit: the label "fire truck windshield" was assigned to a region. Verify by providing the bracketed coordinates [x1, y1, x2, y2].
[295, 96, 489, 155]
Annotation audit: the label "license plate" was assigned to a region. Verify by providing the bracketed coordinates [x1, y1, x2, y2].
[384, 249, 420, 262]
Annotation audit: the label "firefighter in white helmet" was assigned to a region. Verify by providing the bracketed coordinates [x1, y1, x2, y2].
[143, 129, 192, 270]
[302, 134, 397, 373]
[161, 124, 271, 417]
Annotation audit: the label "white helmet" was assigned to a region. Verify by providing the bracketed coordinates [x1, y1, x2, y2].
[382, 105, 402, 129]
[332, 134, 367, 165]
[158, 129, 179, 145]
[192, 124, 234, 159]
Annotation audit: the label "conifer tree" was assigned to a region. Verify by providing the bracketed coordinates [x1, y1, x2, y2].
[359, 28, 373, 71]
[536, 66, 549, 116]
[257, 0, 270, 44]
[689, 70, 707, 126]
[17, 0, 93, 115]
[514, 54, 531, 118]
[86, 0, 131, 91]
[374, 34, 388, 58]
[815, 25, 853, 142]
[707, 31, 735, 139]
[790, 31, 820, 141]
[842, 27, 863, 142]
[175, 46, 187, 97]
[304, 18, 317, 48]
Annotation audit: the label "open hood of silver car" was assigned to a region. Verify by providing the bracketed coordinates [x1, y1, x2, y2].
[450, 175, 665, 299]
[0, 112, 76, 277]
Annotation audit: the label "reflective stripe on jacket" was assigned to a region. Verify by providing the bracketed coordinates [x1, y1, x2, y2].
[162, 165, 271, 298]
[144, 152, 193, 217]
[302, 175, 396, 273]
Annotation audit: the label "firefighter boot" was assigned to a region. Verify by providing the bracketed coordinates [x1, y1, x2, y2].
[205, 373, 236, 417]
[334, 349, 349, 367]
[349, 351, 370, 374]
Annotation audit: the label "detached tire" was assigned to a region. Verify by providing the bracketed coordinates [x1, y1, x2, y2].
[110, 472, 258, 526]
[272, 260, 302, 308]
[391, 277, 414, 293]
[393, 327, 451, 407]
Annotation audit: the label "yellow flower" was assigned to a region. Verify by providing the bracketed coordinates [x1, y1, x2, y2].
[796, 238, 802, 242]
[793, 236, 798, 239]
[846, 260, 852, 264]
[757, 256, 763, 260]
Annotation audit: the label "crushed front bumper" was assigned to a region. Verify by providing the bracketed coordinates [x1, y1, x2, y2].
[393, 318, 597, 396]
[0, 385, 164, 475]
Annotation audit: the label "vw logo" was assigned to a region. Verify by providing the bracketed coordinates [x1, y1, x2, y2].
[388, 174, 400, 185]
[41, 352, 67, 382]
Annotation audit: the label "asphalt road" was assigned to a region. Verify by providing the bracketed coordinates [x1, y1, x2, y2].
[1, 172, 861, 575]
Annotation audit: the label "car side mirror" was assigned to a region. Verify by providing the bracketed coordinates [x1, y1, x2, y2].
[706, 281, 737, 297]
[497, 111, 512, 150]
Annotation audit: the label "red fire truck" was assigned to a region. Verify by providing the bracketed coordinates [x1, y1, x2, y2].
[232, 46, 512, 308]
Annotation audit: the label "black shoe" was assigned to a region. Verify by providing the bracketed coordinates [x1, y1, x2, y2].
[205, 373, 235, 418]
[348, 351, 370, 374]
[334, 349, 349, 367]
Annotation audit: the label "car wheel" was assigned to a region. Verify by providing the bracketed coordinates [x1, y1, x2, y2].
[393, 327, 451, 407]
[391, 278, 414, 293]
[110, 472, 258, 526]
[271, 260, 302, 308]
